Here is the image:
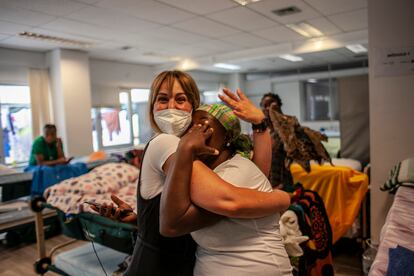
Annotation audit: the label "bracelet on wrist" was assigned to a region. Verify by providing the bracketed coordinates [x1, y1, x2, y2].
[252, 119, 268, 133]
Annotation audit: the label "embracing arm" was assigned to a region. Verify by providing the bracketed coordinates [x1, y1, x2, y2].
[160, 123, 288, 237]
[160, 147, 221, 237]
[190, 161, 290, 219]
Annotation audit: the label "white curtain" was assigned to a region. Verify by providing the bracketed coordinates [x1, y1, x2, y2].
[29, 68, 53, 138]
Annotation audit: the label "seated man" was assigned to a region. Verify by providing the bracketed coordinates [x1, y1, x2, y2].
[29, 124, 70, 166]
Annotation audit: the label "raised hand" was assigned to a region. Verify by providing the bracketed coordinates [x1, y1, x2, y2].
[219, 88, 265, 124]
[56, 137, 62, 149]
[179, 122, 219, 158]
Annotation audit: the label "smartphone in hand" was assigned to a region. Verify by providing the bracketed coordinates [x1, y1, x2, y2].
[84, 200, 131, 216]
[65, 157, 74, 164]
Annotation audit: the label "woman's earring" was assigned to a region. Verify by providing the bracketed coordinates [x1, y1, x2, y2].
[226, 142, 231, 147]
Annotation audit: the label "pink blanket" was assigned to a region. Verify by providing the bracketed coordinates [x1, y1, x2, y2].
[370, 186, 414, 275]
[45, 163, 139, 214]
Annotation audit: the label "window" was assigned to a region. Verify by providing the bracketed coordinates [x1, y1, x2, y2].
[303, 78, 338, 121]
[202, 91, 221, 104]
[131, 89, 151, 145]
[91, 88, 151, 151]
[0, 85, 32, 164]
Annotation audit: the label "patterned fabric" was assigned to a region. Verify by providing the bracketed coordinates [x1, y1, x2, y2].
[197, 104, 240, 141]
[289, 183, 334, 276]
[269, 110, 331, 173]
[381, 157, 414, 194]
[268, 109, 331, 189]
[197, 104, 252, 158]
[44, 163, 139, 214]
[270, 132, 293, 189]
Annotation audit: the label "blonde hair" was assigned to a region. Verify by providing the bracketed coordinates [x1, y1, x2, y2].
[148, 70, 200, 133]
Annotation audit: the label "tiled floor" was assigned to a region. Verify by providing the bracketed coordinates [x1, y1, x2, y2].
[334, 253, 364, 276]
[0, 234, 85, 276]
[1, 234, 365, 276]
[333, 238, 365, 276]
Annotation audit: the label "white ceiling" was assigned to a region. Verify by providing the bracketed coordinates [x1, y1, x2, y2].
[0, 0, 368, 72]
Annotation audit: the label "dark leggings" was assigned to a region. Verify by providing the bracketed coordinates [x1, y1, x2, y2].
[124, 238, 195, 276]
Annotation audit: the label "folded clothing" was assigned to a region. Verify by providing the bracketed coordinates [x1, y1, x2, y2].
[382, 157, 414, 193]
[279, 210, 309, 257]
[45, 163, 138, 214]
[387, 245, 414, 276]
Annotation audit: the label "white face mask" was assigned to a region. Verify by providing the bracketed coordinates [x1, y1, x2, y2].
[153, 109, 192, 137]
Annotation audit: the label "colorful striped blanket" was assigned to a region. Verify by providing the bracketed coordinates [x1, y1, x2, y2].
[381, 157, 414, 193]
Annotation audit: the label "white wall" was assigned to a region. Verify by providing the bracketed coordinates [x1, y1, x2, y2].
[0, 47, 45, 85]
[189, 70, 229, 92]
[89, 62, 230, 107]
[47, 49, 65, 139]
[273, 81, 302, 119]
[368, 0, 414, 242]
[89, 59, 155, 107]
[245, 78, 272, 97]
[47, 49, 93, 157]
[227, 73, 245, 93]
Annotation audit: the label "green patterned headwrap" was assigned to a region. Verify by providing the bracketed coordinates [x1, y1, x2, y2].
[197, 104, 252, 158]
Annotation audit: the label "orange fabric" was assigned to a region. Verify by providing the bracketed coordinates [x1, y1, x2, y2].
[291, 163, 368, 243]
[88, 151, 107, 162]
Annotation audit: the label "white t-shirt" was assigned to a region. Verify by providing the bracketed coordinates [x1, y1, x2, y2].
[191, 154, 292, 276]
[140, 133, 180, 199]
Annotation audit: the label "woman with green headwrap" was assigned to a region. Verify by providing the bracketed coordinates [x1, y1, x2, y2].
[160, 104, 292, 276]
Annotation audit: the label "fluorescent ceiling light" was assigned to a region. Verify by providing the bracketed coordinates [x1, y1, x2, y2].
[177, 59, 198, 71]
[19, 31, 92, 47]
[232, 0, 262, 6]
[214, 63, 241, 70]
[346, 44, 368, 53]
[279, 54, 303, 62]
[307, 78, 317, 83]
[286, 22, 323, 38]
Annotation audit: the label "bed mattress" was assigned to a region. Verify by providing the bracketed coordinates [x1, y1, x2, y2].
[370, 186, 414, 275]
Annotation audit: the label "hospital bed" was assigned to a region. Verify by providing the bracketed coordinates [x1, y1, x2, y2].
[0, 197, 58, 246]
[30, 196, 137, 275]
[369, 185, 414, 275]
[290, 158, 370, 244]
[0, 172, 33, 202]
[0, 156, 119, 203]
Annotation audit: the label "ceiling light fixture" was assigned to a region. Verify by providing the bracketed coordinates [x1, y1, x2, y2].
[232, 0, 262, 6]
[307, 78, 318, 83]
[272, 6, 302, 16]
[120, 46, 133, 51]
[214, 63, 241, 70]
[286, 22, 323, 38]
[279, 54, 303, 62]
[346, 44, 368, 53]
[178, 59, 198, 71]
[19, 31, 93, 47]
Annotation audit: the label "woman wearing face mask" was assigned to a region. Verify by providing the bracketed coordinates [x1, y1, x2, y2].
[160, 104, 292, 275]
[99, 70, 282, 276]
